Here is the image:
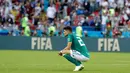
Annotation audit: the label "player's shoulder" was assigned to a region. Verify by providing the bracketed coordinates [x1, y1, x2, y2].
[68, 33, 74, 37]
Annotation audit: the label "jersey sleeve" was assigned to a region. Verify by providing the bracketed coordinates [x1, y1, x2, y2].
[67, 34, 73, 42]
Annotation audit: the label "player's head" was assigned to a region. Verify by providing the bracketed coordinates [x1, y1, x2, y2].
[63, 26, 72, 36]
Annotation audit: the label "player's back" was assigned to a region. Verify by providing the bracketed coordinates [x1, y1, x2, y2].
[68, 33, 90, 57]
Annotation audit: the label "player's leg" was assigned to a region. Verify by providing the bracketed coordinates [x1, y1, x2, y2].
[63, 54, 84, 71]
[70, 50, 90, 62]
[61, 50, 89, 62]
[61, 50, 81, 66]
[63, 54, 81, 66]
[62, 50, 84, 71]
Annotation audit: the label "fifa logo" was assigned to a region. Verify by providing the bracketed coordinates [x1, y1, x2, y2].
[31, 37, 52, 50]
[98, 38, 120, 52]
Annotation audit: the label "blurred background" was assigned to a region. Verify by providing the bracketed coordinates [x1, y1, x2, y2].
[0, 0, 130, 38]
[0, 1, 130, 73]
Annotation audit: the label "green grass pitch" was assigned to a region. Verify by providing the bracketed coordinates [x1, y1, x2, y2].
[0, 50, 130, 73]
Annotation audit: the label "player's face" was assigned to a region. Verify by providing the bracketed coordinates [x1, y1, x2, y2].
[64, 30, 68, 36]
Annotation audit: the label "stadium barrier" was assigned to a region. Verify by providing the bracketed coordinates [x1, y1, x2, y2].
[0, 36, 130, 52]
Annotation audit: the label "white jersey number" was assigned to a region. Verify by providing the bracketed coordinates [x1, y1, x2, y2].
[76, 37, 85, 46]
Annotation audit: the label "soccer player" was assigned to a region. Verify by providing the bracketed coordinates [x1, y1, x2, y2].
[59, 26, 90, 71]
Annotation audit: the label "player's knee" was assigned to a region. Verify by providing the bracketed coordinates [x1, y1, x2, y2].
[84, 60, 89, 62]
[83, 58, 90, 62]
[62, 50, 70, 54]
[63, 54, 70, 57]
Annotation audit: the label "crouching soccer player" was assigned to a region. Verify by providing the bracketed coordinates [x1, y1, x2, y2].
[59, 26, 90, 71]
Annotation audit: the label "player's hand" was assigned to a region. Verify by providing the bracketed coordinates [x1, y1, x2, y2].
[58, 51, 63, 56]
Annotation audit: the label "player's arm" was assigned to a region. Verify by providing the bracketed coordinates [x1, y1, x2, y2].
[59, 35, 72, 56]
[59, 42, 72, 56]
[64, 34, 72, 50]
[62, 35, 73, 54]
[63, 42, 72, 50]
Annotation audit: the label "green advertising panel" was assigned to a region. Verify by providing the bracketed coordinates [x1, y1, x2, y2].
[0, 36, 130, 52]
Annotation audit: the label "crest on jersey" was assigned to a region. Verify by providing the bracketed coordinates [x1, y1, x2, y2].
[68, 38, 70, 42]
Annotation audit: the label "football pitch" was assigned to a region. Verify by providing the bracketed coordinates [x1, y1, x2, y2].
[0, 50, 130, 73]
